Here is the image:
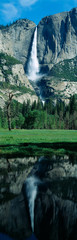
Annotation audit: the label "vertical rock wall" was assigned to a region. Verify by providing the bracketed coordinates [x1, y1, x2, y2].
[37, 8, 77, 71]
[0, 19, 36, 67]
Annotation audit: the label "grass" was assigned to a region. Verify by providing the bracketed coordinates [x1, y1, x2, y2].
[0, 129, 77, 145]
[0, 129, 77, 157]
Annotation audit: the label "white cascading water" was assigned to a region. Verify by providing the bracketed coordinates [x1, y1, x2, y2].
[26, 176, 40, 232]
[27, 27, 40, 81]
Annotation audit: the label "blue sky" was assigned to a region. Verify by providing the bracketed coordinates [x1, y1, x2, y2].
[0, 0, 77, 26]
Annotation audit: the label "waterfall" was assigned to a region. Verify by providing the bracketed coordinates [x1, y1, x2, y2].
[27, 27, 40, 81]
[25, 176, 40, 232]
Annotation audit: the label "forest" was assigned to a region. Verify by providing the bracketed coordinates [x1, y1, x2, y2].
[0, 95, 77, 130]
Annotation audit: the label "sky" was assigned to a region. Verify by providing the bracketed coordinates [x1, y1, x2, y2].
[0, 0, 77, 26]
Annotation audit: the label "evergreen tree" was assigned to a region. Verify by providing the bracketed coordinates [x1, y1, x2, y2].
[6, 92, 13, 130]
[16, 113, 25, 129]
[69, 95, 76, 114]
[22, 101, 27, 117]
[31, 100, 37, 111]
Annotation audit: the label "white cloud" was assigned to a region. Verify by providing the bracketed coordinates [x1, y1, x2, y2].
[19, 0, 38, 7]
[2, 3, 18, 22]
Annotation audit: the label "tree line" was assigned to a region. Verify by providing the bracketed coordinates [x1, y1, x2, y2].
[0, 95, 77, 130]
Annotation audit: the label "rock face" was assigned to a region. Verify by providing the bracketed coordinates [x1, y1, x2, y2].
[0, 9, 77, 102]
[0, 53, 38, 108]
[0, 19, 36, 67]
[36, 8, 77, 101]
[37, 8, 77, 72]
[0, 9, 77, 73]
[0, 20, 38, 107]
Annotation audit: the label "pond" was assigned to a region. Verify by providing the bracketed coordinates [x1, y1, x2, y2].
[0, 152, 77, 240]
[0, 153, 77, 203]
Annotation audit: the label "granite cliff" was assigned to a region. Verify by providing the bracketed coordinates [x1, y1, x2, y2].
[0, 53, 38, 108]
[37, 8, 77, 72]
[0, 19, 36, 68]
[1, 9, 77, 72]
[36, 8, 77, 101]
[0, 19, 38, 107]
[0, 8, 77, 104]
[37, 56, 77, 102]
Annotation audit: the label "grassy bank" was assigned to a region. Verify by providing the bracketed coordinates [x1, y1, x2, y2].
[0, 129, 77, 157]
[0, 129, 77, 145]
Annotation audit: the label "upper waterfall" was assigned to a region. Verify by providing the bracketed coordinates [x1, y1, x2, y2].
[27, 27, 40, 81]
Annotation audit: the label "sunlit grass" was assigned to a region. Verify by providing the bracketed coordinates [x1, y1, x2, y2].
[0, 129, 77, 145]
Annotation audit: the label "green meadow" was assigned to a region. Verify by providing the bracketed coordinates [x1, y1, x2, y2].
[0, 129, 77, 157]
[0, 129, 77, 145]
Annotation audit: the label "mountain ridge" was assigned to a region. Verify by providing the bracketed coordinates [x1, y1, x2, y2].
[0, 7, 77, 104]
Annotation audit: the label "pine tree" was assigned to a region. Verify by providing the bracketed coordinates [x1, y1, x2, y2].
[6, 92, 13, 130]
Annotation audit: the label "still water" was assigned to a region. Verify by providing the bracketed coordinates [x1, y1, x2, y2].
[0, 153, 77, 203]
[0, 233, 37, 240]
[0, 152, 77, 240]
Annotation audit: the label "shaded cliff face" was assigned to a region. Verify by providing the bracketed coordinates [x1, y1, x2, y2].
[37, 8, 77, 72]
[0, 19, 36, 67]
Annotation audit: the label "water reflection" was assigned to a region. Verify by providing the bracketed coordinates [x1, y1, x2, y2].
[0, 153, 77, 203]
[0, 156, 37, 203]
[0, 233, 37, 240]
[0, 153, 77, 240]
